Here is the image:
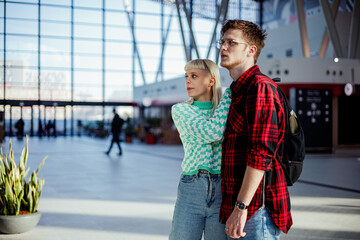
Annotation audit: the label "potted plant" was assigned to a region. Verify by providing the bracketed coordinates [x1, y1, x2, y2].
[0, 136, 47, 234]
[124, 118, 134, 143]
[145, 117, 162, 144]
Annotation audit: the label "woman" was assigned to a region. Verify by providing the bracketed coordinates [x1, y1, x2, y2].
[169, 59, 231, 240]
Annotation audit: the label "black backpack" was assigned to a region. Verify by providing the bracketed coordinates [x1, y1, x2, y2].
[273, 78, 306, 186]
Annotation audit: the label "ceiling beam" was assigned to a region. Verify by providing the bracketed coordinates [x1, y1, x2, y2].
[318, 0, 340, 58]
[295, 0, 310, 58]
[175, 0, 190, 62]
[348, 0, 360, 59]
[180, 0, 200, 59]
[319, 0, 344, 58]
[123, 0, 147, 85]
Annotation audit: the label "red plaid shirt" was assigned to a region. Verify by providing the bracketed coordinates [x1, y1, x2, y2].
[220, 65, 292, 233]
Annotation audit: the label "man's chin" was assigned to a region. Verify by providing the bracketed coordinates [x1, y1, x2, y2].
[220, 61, 231, 69]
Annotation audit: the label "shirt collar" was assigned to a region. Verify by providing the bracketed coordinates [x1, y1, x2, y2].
[230, 65, 260, 98]
[192, 100, 213, 109]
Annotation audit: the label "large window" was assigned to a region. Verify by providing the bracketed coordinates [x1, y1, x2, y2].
[1, 0, 258, 135]
[2, 0, 259, 101]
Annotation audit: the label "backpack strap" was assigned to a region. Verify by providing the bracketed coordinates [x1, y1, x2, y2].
[274, 82, 306, 186]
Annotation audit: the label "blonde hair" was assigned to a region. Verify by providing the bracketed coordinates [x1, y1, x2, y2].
[184, 59, 222, 115]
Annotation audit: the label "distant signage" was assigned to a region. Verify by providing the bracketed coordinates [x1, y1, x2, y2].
[290, 88, 332, 152]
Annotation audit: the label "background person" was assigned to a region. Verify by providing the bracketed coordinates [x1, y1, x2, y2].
[15, 118, 24, 139]
[106, 109, 125, 155]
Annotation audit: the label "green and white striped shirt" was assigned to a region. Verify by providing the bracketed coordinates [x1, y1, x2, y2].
[171, 88, 231, 175]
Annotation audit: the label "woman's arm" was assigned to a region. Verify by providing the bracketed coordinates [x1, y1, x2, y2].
[171, 88, 231, 144]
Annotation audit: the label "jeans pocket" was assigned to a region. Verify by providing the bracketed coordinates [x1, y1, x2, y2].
[180, 174, 197, 183]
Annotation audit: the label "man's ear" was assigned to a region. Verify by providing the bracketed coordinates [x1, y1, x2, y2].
[248, 45, 257, 56]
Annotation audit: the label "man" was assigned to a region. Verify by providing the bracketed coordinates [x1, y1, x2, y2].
[15, 118, 25, 139]
[218, 20, 292, 239]
[106, 109, 125, 155]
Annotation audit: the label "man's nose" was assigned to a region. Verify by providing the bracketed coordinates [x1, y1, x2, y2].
[220, 43, 228, 51]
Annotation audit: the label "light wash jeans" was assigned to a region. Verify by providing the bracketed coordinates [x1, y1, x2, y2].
[227, 207, 281, 240]
[169, 170, 227, 240]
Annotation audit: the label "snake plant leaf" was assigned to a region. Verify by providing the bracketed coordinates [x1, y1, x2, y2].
[30, 172, 37, 186]
[21, 199, 28, 210]
[5, 181, 13, 201]
[24, 168, 30, 180]
[19, 148, 26, 171]
[5, 181, 14, 215]
[14, 179, 22, 197]
[0, 146, 3, 162]
[7, 140, 12, 166]
[27, 185, 33, 213]
[38, 179, 45, 196]
[9, 149, 16, 172]
[0, 168, 5, 183]
[35, 156, 48, 175]
[4, 153, 9, 172]
[19, 137, 29, 170]
[0, 154, 5, 176]
[15, 197, 21, 215]
[31, 189, 38, 213]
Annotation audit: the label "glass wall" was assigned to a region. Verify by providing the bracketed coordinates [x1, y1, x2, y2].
[1, 0, 258, 136]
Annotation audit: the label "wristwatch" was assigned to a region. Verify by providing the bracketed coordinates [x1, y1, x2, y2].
[235, 201, 248, 210]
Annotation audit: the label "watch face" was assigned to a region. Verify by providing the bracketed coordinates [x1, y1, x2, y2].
[236, 201, 247, 209]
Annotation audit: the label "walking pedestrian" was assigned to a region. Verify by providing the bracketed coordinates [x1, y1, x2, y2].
[106, 109, 125, 155]
[15, 118, 24, 139]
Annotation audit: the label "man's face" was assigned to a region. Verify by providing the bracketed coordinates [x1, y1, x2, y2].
[219, 29, 249, 70]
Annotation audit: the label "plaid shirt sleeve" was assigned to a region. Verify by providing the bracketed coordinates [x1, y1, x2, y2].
[246, 81, 281, 171]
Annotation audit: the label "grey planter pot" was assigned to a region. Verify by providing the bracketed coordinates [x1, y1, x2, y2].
[0, 211, 41, 234]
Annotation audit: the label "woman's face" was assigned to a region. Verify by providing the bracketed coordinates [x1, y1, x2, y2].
[185, 68, 215, 102]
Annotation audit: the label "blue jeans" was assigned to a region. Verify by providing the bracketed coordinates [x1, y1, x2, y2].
[169, 170, 227, 240]
[227, 207, 281, 240]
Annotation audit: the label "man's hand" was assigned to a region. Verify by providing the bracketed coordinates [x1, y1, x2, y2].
[225, 208, 247, 239]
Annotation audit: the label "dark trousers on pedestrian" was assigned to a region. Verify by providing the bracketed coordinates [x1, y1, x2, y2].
[107, 134, 122, 155]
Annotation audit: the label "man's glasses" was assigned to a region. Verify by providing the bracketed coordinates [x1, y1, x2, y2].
[216, 40, 250, 49]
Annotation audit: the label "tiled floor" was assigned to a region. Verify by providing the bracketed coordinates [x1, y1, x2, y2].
[0, 136, 359, 240]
